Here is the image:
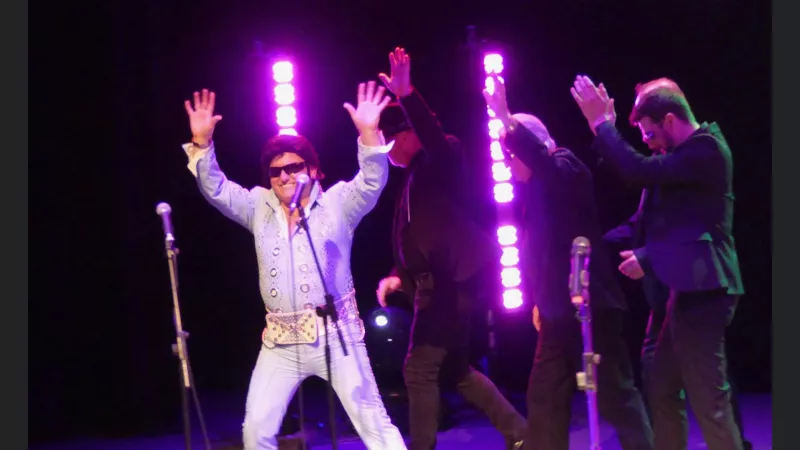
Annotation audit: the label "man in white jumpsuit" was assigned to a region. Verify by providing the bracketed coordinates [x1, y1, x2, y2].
[181, 82, 407, 450]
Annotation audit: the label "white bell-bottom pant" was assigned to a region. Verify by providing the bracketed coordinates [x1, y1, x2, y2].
[241, 319, 406, 449]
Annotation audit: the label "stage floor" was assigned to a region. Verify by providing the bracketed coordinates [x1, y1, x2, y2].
[31, 391, 772, 449]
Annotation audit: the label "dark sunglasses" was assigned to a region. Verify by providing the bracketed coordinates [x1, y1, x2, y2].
[268, 162, 307, 178]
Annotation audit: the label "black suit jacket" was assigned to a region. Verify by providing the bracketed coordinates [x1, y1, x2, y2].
[389, 89, 500, 305]
[603, 195, 671, 313]
[592, 121, 743, 296]
[504, 121, 626, 320]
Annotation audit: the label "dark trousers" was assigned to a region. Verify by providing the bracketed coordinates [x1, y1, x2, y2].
[403, 284, 527, 450]
[524, 309, 654, 450]
[647, 289, 743, 450]
[641, 299, 749, 448]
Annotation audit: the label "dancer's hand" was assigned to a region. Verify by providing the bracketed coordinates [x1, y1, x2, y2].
[482, 73, 511, 122]
[343, 81, 392, 146]
[376, 276, 402, 307]
[378, 47, 412, 98]
[184, 89, 223, 146]
[570, 75, 616, 135]
[618, 250, 645, 280]
[532, 305, 541, 332]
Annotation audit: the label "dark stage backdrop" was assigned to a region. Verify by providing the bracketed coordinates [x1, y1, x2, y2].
[30, 0, 771, 443]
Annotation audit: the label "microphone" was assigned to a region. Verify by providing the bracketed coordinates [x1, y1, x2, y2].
[289, 173, 311, 214]
[156, 202, 175, 242]
[569, 236, 591, 306]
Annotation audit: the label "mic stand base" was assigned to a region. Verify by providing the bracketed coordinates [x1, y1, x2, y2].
[165, 244, 213, 450]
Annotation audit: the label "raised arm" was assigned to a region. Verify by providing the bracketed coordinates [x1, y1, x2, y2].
[482, 73, 580, 181]
[332, 136, 392, 230]
[592, 122, 724, 187]
[501, 117, 582, 180]
[183, 89, 257, 231]
[339, 80, 394, 229]
[570, 75, 725, 187]
[183, 143, 257, 231]
[379, 47, 456, 160]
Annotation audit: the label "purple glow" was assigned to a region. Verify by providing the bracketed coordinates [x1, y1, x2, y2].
[500, 246, 520, 267]
[493, 183, 514, 203]
[272, 61, 294, 83]
[276, 106, 297, 127]
[502, 288, 523, 309]
[497, 225, 518, 246]
[278, 128, 298, 136]
[484, 51, 523, 310]
[492, 161, 512, 182]
[483, 53, 504, 74]
[490, 141, 505, 161]
[488, 119, 503, 139]
[501, 267, 522, 288]
[274, 84, 295, 106]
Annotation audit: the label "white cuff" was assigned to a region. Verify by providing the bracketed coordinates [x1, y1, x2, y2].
[356, 133, 395, 154]
[182, 142, 212, 177]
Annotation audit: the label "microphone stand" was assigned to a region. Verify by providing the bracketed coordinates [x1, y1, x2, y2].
[296, 211, 347, 450]
[162, 233, 212, 450]
[571, 240, 602, 450]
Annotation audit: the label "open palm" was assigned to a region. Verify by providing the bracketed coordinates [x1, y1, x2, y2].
[378, 47, 412, 97]
[343, 81, 391, 133]
[184, 89, 223, 144]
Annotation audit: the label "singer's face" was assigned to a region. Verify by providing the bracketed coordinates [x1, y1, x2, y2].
[269, 153, 316, 206]
[388, 130, 423, 167]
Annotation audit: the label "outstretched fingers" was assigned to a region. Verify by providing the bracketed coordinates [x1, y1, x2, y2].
[357, 83, 366, 105]
[365, 80, 376, 104]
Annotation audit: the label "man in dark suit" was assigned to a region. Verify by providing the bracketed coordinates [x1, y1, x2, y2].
[374, 47, 527, 450]
[601, 79, 752, 450]
[483, 75, 653, 450]
[604, 203, 752, 450]
[571, 75, 745, 450]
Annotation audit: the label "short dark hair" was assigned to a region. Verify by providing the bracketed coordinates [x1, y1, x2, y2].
[378, 102, 412, 140]
[260, 134, 325, 186]
[629, 78, 695, 126]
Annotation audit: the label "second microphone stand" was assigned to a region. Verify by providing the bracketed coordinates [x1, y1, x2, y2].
[162, 232, 212, 450]
[571, 240, 602, 450]
[296, 212, 348, 450]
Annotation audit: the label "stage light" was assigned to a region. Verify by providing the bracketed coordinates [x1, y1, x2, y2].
[502, 288, 523, 309]
[272, 60, 296, 134]
[500, 247, 520, 267]
[492, 161, 512, 183]
[374, 313, 388, 327]
[490, 141, 504, 161]
[493, 182, 514, 203]
[484, 52, 523, 310]
[272, 61, 293, 83]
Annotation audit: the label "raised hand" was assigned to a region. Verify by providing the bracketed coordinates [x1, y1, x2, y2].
[378, 47, 412, 97]
[343, 81, 392, 145]
[482, 73, 511, 120]
[570, 75, 616, 134]
[184, 89, 223, 146]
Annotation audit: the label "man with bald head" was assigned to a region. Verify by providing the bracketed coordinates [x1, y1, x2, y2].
[483, 77, 654, 450]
